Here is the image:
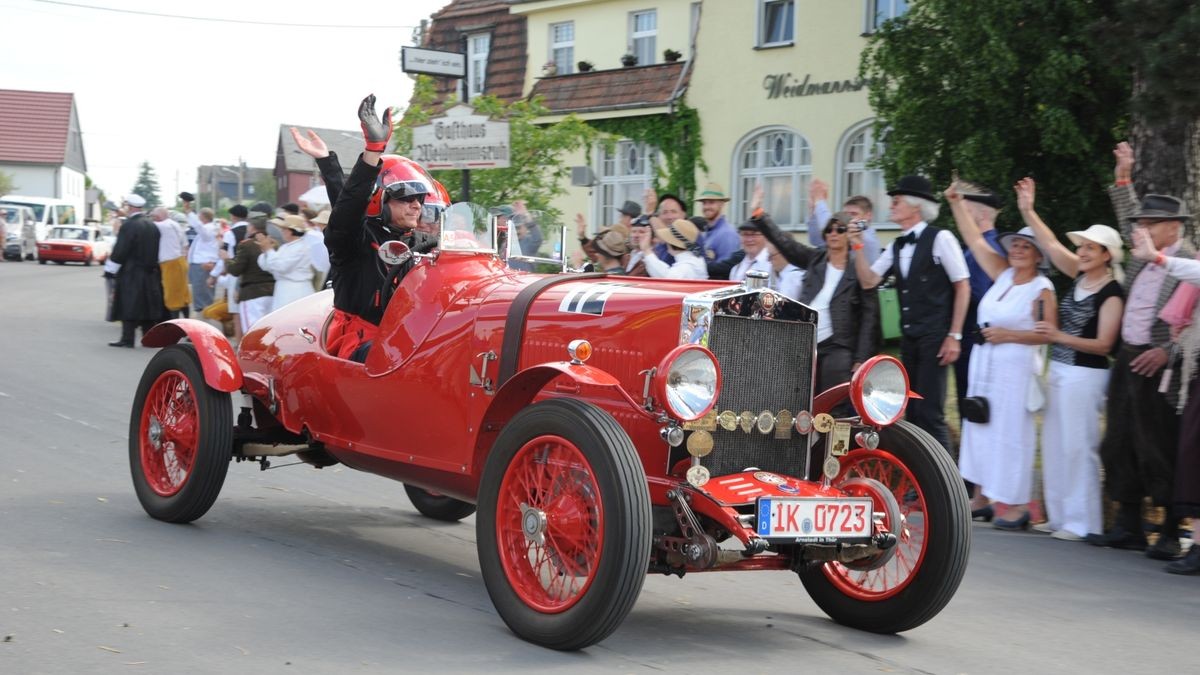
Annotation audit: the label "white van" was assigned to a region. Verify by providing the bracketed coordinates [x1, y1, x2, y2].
[0, 195, 80, 243]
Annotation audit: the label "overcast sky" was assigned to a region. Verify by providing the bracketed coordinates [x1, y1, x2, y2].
[1, 0, 451, 201]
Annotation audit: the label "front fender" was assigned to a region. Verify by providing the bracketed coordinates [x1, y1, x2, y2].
[142, 319, 243, 392]
[471, 361, 653, 474]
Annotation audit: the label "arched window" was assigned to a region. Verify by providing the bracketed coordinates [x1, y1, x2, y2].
[837, 121, 887, 224]
[733, 127, 812, 230]
[593, 140, 659, 229]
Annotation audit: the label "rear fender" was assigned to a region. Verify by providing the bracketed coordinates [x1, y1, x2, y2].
[471, 362, 653, 475]
[142, 319, 244, 392]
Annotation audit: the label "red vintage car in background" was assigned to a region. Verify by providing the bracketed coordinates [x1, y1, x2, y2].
[127, 204, 970, 650]
[37, 225, 109, 265]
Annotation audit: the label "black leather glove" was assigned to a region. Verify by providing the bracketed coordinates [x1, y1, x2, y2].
[358, 94, 393, 153]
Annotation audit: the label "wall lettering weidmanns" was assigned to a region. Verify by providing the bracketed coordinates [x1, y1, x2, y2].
[763, 73, 867, 100]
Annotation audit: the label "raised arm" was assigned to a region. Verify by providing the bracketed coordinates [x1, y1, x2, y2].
[1015, 177, 1078, 277]
[1108, 141, 1138, 245]
[945, 181, 1006, 280]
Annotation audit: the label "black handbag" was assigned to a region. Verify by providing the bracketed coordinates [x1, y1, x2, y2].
[961, 396, 990, 424]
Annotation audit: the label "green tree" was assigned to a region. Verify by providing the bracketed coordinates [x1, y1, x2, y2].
[252, 172, 277, 206]
[0, 170, 16, 196]
[131, 161, 162, 209]
[860, 1, 1128, 237]
[397, 75, 596, 223]
[1097, 1, 1200, 212]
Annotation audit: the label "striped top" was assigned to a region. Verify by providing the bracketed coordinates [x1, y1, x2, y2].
[1050, 278, 1124, 369]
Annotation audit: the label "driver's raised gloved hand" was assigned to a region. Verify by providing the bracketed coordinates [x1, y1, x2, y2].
[358, 94, 393, 153]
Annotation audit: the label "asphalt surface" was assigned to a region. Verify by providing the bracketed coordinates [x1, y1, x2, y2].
[2, 261, 1197, 674]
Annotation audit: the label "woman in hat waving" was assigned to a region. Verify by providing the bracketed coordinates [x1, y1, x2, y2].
[1015, 177, 1125, 541]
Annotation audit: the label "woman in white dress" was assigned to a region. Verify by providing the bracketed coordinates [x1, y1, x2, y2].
[257, 214, 315, 310]
[946, 183, 1057, 530]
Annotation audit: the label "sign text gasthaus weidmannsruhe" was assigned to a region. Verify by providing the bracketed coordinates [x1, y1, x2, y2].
[410, 105, 511, 170]
[763, 73, 867, 99]
[400, 46, 467, 78]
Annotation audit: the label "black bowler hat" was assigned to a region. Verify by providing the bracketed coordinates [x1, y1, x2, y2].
[178, 191, 195, 202]
[1128, 194, 1191, 221]
[617, 200, 641, 218]
[958, 180, 1003, 209]
[887, 175, 937, 203]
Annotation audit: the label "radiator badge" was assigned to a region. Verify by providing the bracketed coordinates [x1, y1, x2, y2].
[774, 409, 794, 439]
[686, 464, 710, 487]
[738, 411, 755, 433]
[686, 430, 714, 457]
[756, 410, 775, 435]
[753, 471, 786, 485]
[824, 456, 842, 480]
[717, 410, 738, 431]
[812, 413, 835, 434]
[683, 410, 717, 432]
[794, 410, 813, 435]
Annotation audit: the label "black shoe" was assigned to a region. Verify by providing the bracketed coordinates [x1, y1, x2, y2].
[1146, 536, 1183, 561]
[1085, 524, 1147, 551]
[107, 340, 134, 348]
[1165, 546, 1200, 575]
[971, 505, 994, 522]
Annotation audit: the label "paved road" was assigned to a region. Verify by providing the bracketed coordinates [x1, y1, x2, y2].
[1, 261, 1196, 674]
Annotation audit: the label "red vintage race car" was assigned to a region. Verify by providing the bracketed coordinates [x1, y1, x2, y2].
[126, 205, 970, 650]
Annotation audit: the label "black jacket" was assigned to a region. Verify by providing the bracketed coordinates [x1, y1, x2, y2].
[110, 213, 163, 322]
[324, 154, 437, 326]
[754, 213, 880, 363]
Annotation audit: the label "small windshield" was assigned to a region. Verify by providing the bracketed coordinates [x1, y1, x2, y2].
[0, 201, 45, 221]
[50, 227, 88, 240]
[504, 209, 564, 273]
[440, 202, 494, 252]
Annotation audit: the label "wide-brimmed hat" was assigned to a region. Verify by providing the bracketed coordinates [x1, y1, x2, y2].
[1066, 224, 1124, 266]
[1128, 194, 1191, 221]
[593, 227, 630, 258]
[998, 226, 1050, 270]
[278, 214, 309, 234]
[887, 175, 937, 203]
[617, 200, 641, 218]
[695, 182, 730, 202]
[311, 209, 331, 226]
[655, 218, 700, 248]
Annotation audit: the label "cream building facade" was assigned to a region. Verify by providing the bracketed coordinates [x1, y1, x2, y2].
[509, 0, 907, 238]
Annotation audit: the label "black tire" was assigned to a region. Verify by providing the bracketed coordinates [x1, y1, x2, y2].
[53, 260, 64, 265]
[38, 258, 46, 265]
[798, 420, 970, 633]
[128, 343, 233, 523]
[476, 398, 651, 650]
[404, 483, 476, 522]
[84, 254, 93, 266]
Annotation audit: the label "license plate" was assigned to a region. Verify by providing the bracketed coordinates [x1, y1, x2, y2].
[756, 497, 874, 541]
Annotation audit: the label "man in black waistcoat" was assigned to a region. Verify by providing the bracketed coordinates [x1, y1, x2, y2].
[850, 176, 970, 452]
[108, 194, 164, 347]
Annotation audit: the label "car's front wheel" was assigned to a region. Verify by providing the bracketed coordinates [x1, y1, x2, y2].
[798, 421, 970, 633]
[476, 398, 650, 650]
[129, 344, 232, 523]
[404, 484, 476, 522]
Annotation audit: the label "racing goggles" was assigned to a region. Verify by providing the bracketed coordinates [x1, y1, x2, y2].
[382, 180, 429, 204]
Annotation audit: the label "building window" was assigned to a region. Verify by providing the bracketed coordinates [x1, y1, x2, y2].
[55, 205, 76, 225]
[837, 121, 887, 225]
[733, 127, 812, 231]
[630, 10, 657, 66]
[758, 0, 794, 46]
[866, 0, 909, 32]
[466, 33, 490, 98]
[594, 140, 659, 230]
[550, 22, 574, 75]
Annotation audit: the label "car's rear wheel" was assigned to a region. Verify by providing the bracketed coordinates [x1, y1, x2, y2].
[38, 258, 46, 265]
[53, 260, 64, 265]
[84, 253, 93, 266]
[404, 484, 476, 522]
[798, 421, 970, 633]
[477, 398, 650, 650]
[129, 344, 232, 523]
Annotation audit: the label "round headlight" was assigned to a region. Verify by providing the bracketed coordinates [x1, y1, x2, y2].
[850, 355, 910, 427]
[653, 345, 721, 422]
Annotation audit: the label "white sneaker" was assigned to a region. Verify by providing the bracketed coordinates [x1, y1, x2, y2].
[1032, 521, 1055, 534]
[1051, 529, 1084, 542]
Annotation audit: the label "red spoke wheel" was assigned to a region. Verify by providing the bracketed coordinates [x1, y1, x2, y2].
[403, 484, 476, 522]
[129, 344, 232, 523]
[799, 421, 970, 633]
[477, 399, 650, 650]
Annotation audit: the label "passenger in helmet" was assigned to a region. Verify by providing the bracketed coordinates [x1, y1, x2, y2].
[322, 94, 439, 362]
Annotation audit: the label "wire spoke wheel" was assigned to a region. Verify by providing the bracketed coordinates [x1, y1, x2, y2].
[140, 370, 199, 497]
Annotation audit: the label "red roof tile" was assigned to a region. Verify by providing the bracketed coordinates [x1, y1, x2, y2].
[419, 0, 527, 104]
[0, 89, 74, 164]
[528, 62, 688, 114]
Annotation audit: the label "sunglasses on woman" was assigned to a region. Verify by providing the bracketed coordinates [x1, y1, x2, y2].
[824, 224, 848, 235]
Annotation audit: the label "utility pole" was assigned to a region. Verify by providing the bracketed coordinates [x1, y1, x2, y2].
[237, 156, 245, 203]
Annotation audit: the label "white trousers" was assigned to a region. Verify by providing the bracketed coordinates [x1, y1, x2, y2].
[238, 296, 273, 335]
[1040, 360, 1108, 537]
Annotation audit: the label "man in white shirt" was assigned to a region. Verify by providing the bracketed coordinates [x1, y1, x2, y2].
[850, 175, 969, 452]
[182, 195, 219, 311]
[767, 242, 804, 300]
[305, 209, 331, 290]
[728, 221, 773, 281]
[641, 218, 707, 279]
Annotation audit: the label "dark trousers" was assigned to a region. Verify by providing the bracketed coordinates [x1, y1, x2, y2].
[1174, 377, 1200, 518]
[901, 332, 950, 452]
[119, 320, 157, 344]
[817, 341, 854, 417]
[1099, 345, 1179, 507]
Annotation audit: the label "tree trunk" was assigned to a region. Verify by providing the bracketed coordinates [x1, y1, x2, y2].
[1128, 70, 1199, 239]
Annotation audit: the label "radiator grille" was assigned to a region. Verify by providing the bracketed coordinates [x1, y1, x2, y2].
[701, 314, 815, 478]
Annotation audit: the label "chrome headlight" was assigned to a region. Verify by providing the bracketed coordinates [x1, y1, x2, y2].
[653, 345, 721, 422]
[850, 355, 910, 426]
